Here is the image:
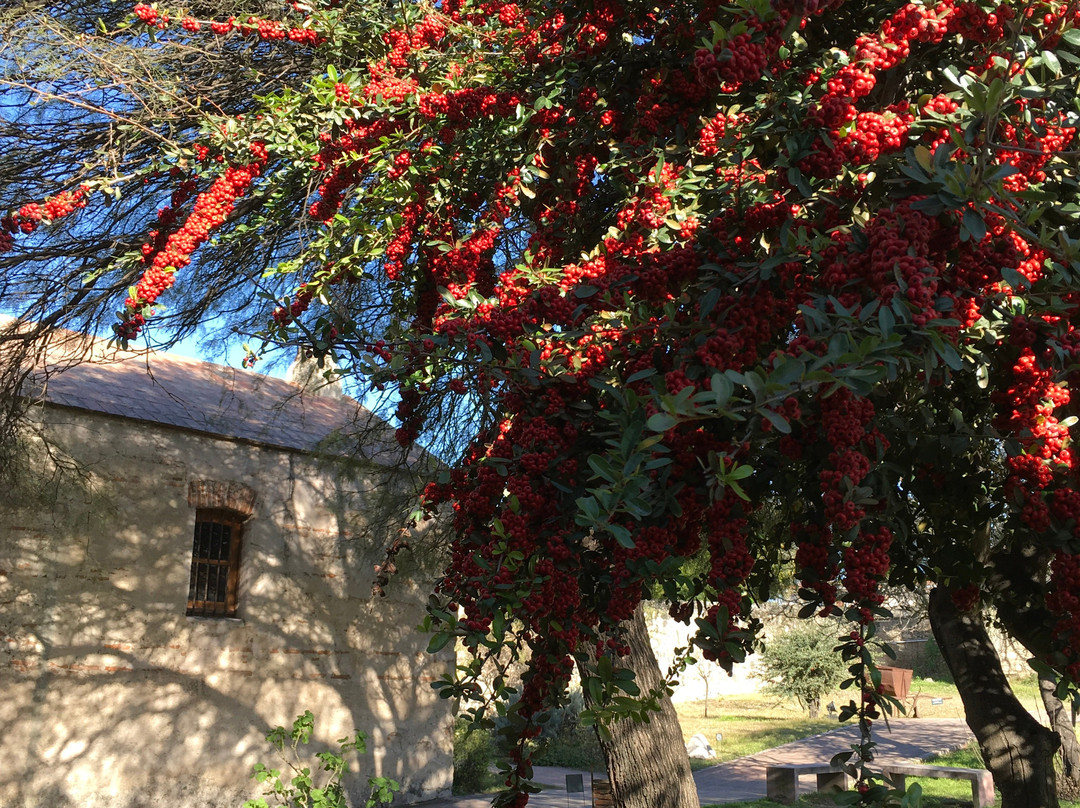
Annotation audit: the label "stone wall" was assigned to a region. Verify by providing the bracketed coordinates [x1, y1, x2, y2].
[0, 406, 453, 808]
[644, 604, 764, 700]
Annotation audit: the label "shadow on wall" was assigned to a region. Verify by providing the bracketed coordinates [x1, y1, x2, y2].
[0, 410, 453, 808]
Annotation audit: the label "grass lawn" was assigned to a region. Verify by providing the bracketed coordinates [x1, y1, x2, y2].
[507, 673, 1078, 806]
[674, 694, 840, 769]
[537, 679, 980, 773]
[901, 742, 1080, 808]
[699, 799, 986, 808]
[528, 691, 845, 774]
[677, 671, 1055, 759]
[683, 674, 1080, 808]
[673, 673, 973, 767]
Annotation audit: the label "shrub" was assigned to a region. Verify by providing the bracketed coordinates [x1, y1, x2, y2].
[531, 725, 606, 770]
[756, 624, 845, 718]
[453, 719, 495, 795]
[529, 689, 606, 770]
[538, 687, 585, 740]
[242, 711, 399, 808]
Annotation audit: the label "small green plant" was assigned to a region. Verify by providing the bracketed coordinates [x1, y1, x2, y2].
[755, 624, 845, 718]
[242, 711, 400, 808]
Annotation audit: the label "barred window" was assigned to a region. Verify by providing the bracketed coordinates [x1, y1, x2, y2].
[186, 509, 243, 617]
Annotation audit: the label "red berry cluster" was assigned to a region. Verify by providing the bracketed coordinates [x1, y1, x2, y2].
[842, 526, 892, 625]
[133, 3, 166, 27]
[818, 389, 878, 530]
[130, 4, 325, 46]
[1, 187, 89, 254]
[118, 161, 262, 338]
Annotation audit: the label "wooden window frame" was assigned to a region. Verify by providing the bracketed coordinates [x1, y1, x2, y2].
[186, 508, 244, 618]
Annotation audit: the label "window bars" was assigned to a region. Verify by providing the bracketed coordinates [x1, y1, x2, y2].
[186, 509, 242, 617]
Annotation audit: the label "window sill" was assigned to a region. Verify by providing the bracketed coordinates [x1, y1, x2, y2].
[185, 614, 245, 624]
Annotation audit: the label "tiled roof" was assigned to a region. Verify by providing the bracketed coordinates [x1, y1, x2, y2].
[17, 325, 416, 464]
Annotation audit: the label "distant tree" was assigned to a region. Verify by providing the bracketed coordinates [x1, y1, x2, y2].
[756, 623, 846, 719]
[693, 656, 717, 719]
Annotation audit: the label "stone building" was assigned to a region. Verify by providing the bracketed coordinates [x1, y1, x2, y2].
[0, 328, 453, 808]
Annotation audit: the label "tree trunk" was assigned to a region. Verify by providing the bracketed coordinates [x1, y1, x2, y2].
[1040, 675, 1080, 799]
[985, 545, 1080, 798]
[581, 603, 700, 808]
[928, 587, 1060, 808]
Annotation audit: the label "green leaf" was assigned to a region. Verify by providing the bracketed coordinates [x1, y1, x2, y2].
[588, 455, 617, 482]
[427, 632, 454, 653]
[1042, 49, 1062, 75]
[938, 342, 963, 371]
[699, 286, 723, 319]
[711, 372, 734, 406]
[588, 675, 603, 705]
[1001, 266, 1030, 291]
[743, 370, 765, 399]
[647, 412, 678, 432]
[761, 408, 791, 434]
[609, 524, 635, 548]
[962, 208, 987, 242]
[878, 304, 896, 336]
[726, 463, 753, 480]
[597, 654, 613, 679]
[576, 495, 601, 519]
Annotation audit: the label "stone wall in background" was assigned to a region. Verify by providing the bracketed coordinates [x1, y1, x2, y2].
[646, 599, 1034, 705]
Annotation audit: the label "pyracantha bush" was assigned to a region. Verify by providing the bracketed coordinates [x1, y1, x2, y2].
[6, 0, 1080, 803]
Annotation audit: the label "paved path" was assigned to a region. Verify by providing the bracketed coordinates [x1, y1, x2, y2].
[410, 718, 975, 807]
[694, 718, 975, 804]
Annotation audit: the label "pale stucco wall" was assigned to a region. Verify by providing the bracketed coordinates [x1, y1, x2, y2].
[0, 406, 453, 808]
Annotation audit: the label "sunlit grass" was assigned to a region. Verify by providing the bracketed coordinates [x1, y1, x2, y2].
[532, 674, 1079, 808]
[696, 734, 1080, 808]
[675, 694, 839, 765]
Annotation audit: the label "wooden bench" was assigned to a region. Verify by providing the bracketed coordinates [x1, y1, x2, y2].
[881, 763, 994, 808]
[765, 763, 849, 804]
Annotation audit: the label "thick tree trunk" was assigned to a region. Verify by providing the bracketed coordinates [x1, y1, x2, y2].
[986, 545, 1080, 798]
[928, 587, 1060, 808]
[1040, 675, 1080, 799]
[581, 603, 700, 808]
